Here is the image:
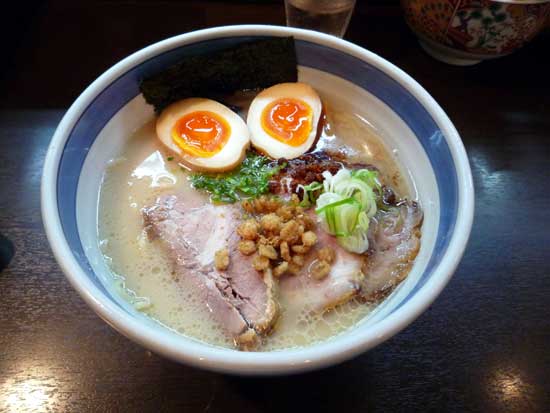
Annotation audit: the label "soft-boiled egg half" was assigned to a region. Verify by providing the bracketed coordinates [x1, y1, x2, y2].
[247, 83, 322, 159]
[156, 98, 250, 172]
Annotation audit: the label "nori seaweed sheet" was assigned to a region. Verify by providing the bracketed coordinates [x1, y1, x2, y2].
[140, 37, 298, 113]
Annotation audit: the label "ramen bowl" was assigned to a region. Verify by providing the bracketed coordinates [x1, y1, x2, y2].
[401, 0, 550, 65]
[41, 25, 474, 375]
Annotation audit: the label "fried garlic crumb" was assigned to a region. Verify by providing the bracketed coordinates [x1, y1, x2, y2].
[300, 214, 316, 230]
[291, 254, 305, 267]
[302, 231, 317, 247]
[214, 248, 230, 271]
[310, 260, 331, 280]
[242, 200, 255, 213]
[258, 244, 278, 260]
[318, 247, 335, 264]
[260, 213, 282, 233]
[237, 219, 259, 240]
[276, 205, 294, 221]
[238, 240, 256, 256]
[280, 241, 291, 262]
[273, 261, 288, 277]
[280, 220, 301, 244]
[252, 254, 270, 271]
[291, 244, 309, 254]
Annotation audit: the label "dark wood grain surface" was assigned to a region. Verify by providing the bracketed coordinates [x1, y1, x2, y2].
[1, 1, 549, 412]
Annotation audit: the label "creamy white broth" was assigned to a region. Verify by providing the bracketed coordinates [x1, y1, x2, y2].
[98, 99, 412, 351]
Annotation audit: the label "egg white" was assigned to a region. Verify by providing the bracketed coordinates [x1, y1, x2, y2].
[156, 98, 250, 172]
[247, 83, 322, 159]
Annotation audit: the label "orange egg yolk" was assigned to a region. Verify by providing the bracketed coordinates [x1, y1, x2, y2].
[171, 111, 231, 157]
[261, 98, 313, 146]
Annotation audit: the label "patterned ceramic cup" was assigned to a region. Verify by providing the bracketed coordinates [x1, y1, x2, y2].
[401, 0, 550, 65]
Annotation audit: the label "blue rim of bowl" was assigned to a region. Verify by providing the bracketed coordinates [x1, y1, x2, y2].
[42, 25, 474, 374]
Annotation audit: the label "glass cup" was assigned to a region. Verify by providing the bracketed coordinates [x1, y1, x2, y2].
[284, 0, 357, 38]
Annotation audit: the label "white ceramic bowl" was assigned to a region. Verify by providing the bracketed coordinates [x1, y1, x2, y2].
[41, 25, 474, 375]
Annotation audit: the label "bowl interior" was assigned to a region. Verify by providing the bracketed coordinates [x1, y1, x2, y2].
[46, 27, 469, 374]
[76, 65, 440, 336]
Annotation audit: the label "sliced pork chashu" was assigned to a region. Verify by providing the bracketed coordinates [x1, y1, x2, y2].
[280, 202, 423, 312]
[143, 195, 279, 348]
[279, 218, 364, 313]
[361, 202, 423, 301]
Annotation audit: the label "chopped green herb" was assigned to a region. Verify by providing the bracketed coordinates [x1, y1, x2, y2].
[190, 152, 284, 203]
[140, 37, 297, 113]
[166, 156, 174, 161]
[298, 181, 323, 207]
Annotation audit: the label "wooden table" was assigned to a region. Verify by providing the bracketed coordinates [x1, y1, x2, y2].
[1, 1, 549, 412]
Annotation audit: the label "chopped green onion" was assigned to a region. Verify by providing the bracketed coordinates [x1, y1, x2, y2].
[352, 169, 381, 191]
[298, 181, 323, 207]
[314, 168, 380, 253]
[315, 196, 358, 214]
